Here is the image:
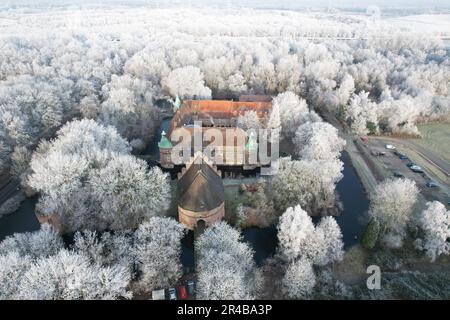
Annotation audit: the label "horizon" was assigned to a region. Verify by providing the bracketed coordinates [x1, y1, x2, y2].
[0, 0, 449, 10]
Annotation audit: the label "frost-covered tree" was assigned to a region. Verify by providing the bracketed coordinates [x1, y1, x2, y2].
[0, 103, 32, 147]
[378, 95, 423, 136]
[0, 7, 449, 172]
[294, 122, 346, 161]
[133, 217, 185, 293]
[72, 230, 134, 272]
[315, 216, 344, 266]
[272, 92, 320, 140]
[414, 201, 450, 262]
[99, 74, 160, 142]
[277, 205, 344, 266]
[267, 100, 281, 129]
[271, 157, 343, 213]
[28, 119, 130, 200]
[10, 146, 32, 185]
[10, 146, 31, 177]
[345, 91, 378, 134]
[89, 156, 171, 230]
[282, 258, 316, 299]
[237, 111, 261, 131]
[196, 222, 262, 300]
[369, 178, 419, 248]
[16, 250, 132, 300]
[0, 252, 32, 300]
[163, 66, 212, 99]
[277, 205, 316, 262]
[336, 74, 355, 109]
[0, 224, 63, 259]
[28, 119, 170, 231]
[79, 95, 101, 119]
[0, 141, 10, 172]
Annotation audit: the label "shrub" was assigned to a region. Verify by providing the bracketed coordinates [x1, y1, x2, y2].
[361, 218, 380, 250]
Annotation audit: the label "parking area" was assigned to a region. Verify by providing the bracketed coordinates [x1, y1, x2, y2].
[151, 274, 196, 300]
[357, 136, 450, 207]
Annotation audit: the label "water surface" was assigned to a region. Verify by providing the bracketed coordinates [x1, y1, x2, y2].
[0, 128, 369, 266]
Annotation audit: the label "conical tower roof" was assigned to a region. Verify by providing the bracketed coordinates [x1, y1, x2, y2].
[158, 131, 172, 149]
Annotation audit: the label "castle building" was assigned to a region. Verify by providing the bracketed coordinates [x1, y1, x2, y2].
[160, 95, 272, 230]
[159, 96, 272, 169]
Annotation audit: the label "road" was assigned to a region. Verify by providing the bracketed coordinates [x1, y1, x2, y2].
[320, 110, 381, 195]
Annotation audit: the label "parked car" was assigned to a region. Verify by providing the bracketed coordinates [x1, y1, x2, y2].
[393, 151, 408, 159]
[371, 150, 385, 156]
[178, 285, 188, 300]
[393, 172, 404, 178]
[410, 165, 424, 173]
[168, 288, 177, 300]
[406, 162, 417, 168]
[152, 289, 165, 300]
[426, 181, 439, 188]
[385, 144, 396, 150]
[186, 279, 195, 295]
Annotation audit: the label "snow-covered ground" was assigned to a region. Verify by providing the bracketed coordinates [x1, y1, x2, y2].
[386, 14, 450, 36]
[0, 7, 449, 39]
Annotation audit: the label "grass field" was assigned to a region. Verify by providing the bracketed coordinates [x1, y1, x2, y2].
[410, 123, 450, 162]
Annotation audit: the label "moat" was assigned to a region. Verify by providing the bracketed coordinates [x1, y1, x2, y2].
[0, 120, 369, 268]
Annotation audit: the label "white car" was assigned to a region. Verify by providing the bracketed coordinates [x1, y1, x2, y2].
[152, 289, 165, 300]
[385, 144, 396, 150]
[410, 165, 424, 173]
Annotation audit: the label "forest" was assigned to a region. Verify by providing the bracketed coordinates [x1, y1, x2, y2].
[0, 5, 449, 300]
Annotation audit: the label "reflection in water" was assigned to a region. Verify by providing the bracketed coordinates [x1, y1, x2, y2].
[334, 151, 370, 248]
[181, 231, 195, 271]
[0, 196, 40, 241]
[146, 117, 171, 159]
[242, 225, 277, 266]
[240, 151, 369, 265]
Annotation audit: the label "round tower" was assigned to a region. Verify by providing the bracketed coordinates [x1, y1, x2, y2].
[158, 131, 174, 168]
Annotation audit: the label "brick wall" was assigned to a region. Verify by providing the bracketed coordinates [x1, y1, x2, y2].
[178, 202, 225, 230]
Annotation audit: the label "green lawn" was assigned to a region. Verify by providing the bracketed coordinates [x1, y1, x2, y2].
[223, 179, 247, 225]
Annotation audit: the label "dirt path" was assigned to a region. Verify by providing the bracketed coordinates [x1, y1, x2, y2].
[320, 112, 382, 195]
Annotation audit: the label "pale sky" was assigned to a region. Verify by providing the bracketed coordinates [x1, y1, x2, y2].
[0, 0, 449, 8]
